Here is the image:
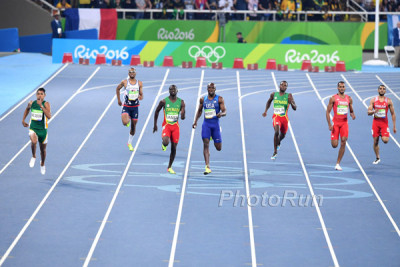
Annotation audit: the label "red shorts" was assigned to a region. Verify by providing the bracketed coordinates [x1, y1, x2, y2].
[272, 115, 288, 134]
[162, 123, 180, 143]
[331, 120, 348, 140]
[372, 120, 390, 138]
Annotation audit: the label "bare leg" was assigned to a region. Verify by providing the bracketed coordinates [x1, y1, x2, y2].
[273, 125, 280, 153]
[121, 113, 130, 126]
[214, 142, 222, 151]
[30, 133, 38, 158]
[169, 142, 177, 169]
[373, 136, 380, 159]
[130, 119, 137, 136]
[336, 137, 347, 165]
[39, 143, 47, 166]
[203, 138, 210, 167]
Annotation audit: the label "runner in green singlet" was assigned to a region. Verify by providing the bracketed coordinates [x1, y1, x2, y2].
[22, 88, 52, 175]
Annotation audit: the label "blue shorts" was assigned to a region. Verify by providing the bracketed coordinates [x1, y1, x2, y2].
[202, 121, 222, 143]
[122, 105, 139, 120]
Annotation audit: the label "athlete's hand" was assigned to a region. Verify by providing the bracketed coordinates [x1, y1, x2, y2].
[153, 125, 158, 133]
[328, 124, 333, 131]
[22, 121, 29, 127]
[139, 95, 143, 100]
[117, 99, 122, 106]
[351, 113, 356, 120]
[37, 99, 42, 107]
[262, 112, 267, 117]
[192, 123, 197, 129]
[394, 126, 397, 134]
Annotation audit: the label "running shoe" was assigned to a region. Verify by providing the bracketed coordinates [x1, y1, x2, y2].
[373, 158, 381, 165]
[40, 165, 46, 175]
[335, 164, 342, 171]
[29, 157, 36, 168]
[277, 145, 280, 151]
[126, 120, 130, 127]
[167, 168, 176, 174]
[271, 152, 277, 160]
[162, 144, 167, 151]
[127, 143, 134, 151]
[204, 166, 212, 175]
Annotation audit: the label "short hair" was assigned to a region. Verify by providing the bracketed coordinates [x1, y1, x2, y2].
[236, 32, 242, 35]
[207, 82, 216, 89]
[37, 88, 46, 94]
[337, 81, 345, 87]
[280, 81, 288, 86]
[169, 84, 177, 90]
[129, 68, 136, 73]
[378, 84, 386, 89]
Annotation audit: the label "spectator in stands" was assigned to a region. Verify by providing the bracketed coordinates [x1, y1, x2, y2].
[328, 0, 343, 21]
[123, 0, 138, 18]
[258, 0, 271, 21]
[56, 0, 72, 8]
[195, 0, 210, 19]
[236, 32, 246, 43]
[184, 0, 195, 19]
[79, 0, 92, 7]
[219, 0, 234, 21]
[280, 0, 296, 20]
[51, 10, 63, 38]
[233, 0, 248, 20]
[393, 22, 400, 67]
[172, 0, 186, 19]
[136, 0, 147, 19]
[209, 0, 218, 19]
[248, 0, 259, 20]
[92, 0, 112, 8]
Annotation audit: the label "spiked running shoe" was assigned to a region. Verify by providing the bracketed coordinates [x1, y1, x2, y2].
[126, 120, 130, 127]
[335, 164, 342, 171]
[167, 168, 176, 174]
[162, 144, 167, 151]
[271, 152, 277, 160]
[373, 158, 381, 164]
[127, 143, 134, 151]
[40, 165, 46, 175]
[204, 166, 212, 175]
[29, 157, 36, 168]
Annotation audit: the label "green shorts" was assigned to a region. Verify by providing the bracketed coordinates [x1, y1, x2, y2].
[29, 128, 48, 144]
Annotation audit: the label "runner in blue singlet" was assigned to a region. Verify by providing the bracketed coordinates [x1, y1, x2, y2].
[192, 83, 226, 175]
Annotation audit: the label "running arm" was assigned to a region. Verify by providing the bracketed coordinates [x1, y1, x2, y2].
[217, 96, 226, 118]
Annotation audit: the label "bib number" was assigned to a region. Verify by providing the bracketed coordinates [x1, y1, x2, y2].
[128, 90, 139, 101]
[166, 114, 178, 123]
[31, 109, 43, 121]
[205, 109, 216, 119]
[375, 109, 386, 118]
[274, 107, 285, 115]
[337, 105, 348, 115]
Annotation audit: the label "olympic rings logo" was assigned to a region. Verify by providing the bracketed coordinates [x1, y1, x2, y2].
[188, 45, 226, 63]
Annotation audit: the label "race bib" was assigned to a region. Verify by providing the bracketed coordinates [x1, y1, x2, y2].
[166, 114, 178, 122]
[128, 90, 139, 101]
[274, 107, 285, 115]
[31, 109, 43, 121]
[337, 105, 348, 115]
[205, 109, 216, 119]
[375, 109, 386, 118]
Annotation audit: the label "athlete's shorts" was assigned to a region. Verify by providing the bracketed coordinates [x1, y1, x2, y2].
[372, 119, 390, 138]
[162, 123, 180, 143]
[122, 105, 139, 120]
[29, 128, 48, 144]
[202, 121, 222, 143]
[272, 115, 288, 134]
[331, 120, 348, 140]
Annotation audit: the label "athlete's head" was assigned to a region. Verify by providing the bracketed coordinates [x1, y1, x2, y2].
[337, 81, 345, 94]
[378, 84, 386, 96]
[36, 88, 46, 101]
[128, 68, 136, 78]
[169, 84, 178, 96]
[279, 81, 288, 92]
[207, 82, 216, 97]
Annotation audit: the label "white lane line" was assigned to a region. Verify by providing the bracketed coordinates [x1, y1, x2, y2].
[237, 71, 257, 267]
[0, 64, 69, 122]
[273, 72, 339, 267]
[83, 69, 170, 267]
[0, 93, 116, 267]
[376, 75, 400, 101]
[168, 70, 204, 267]
[341, 75, 400, 149]
[307, 73, 400, 238]
[0, 67, 101, 177]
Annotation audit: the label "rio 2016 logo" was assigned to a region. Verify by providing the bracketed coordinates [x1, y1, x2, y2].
[188, 45, 226, 63]
[157, 28, 195, 40]
[285, 49, 340, 64]
[74, 45, 130, 60]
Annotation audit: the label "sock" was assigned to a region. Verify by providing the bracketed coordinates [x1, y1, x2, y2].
[128, 134, 134, 145]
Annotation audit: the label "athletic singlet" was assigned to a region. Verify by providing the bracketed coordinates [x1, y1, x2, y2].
[30, 100, 48, 130]
[333, 94, 350, 121]
[373, 96, 389, 123]
[272, 92, 289, 118]
[163, 97, 182, 126]
[203, 95, 220, 123]
[124, 77, 140, 107]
